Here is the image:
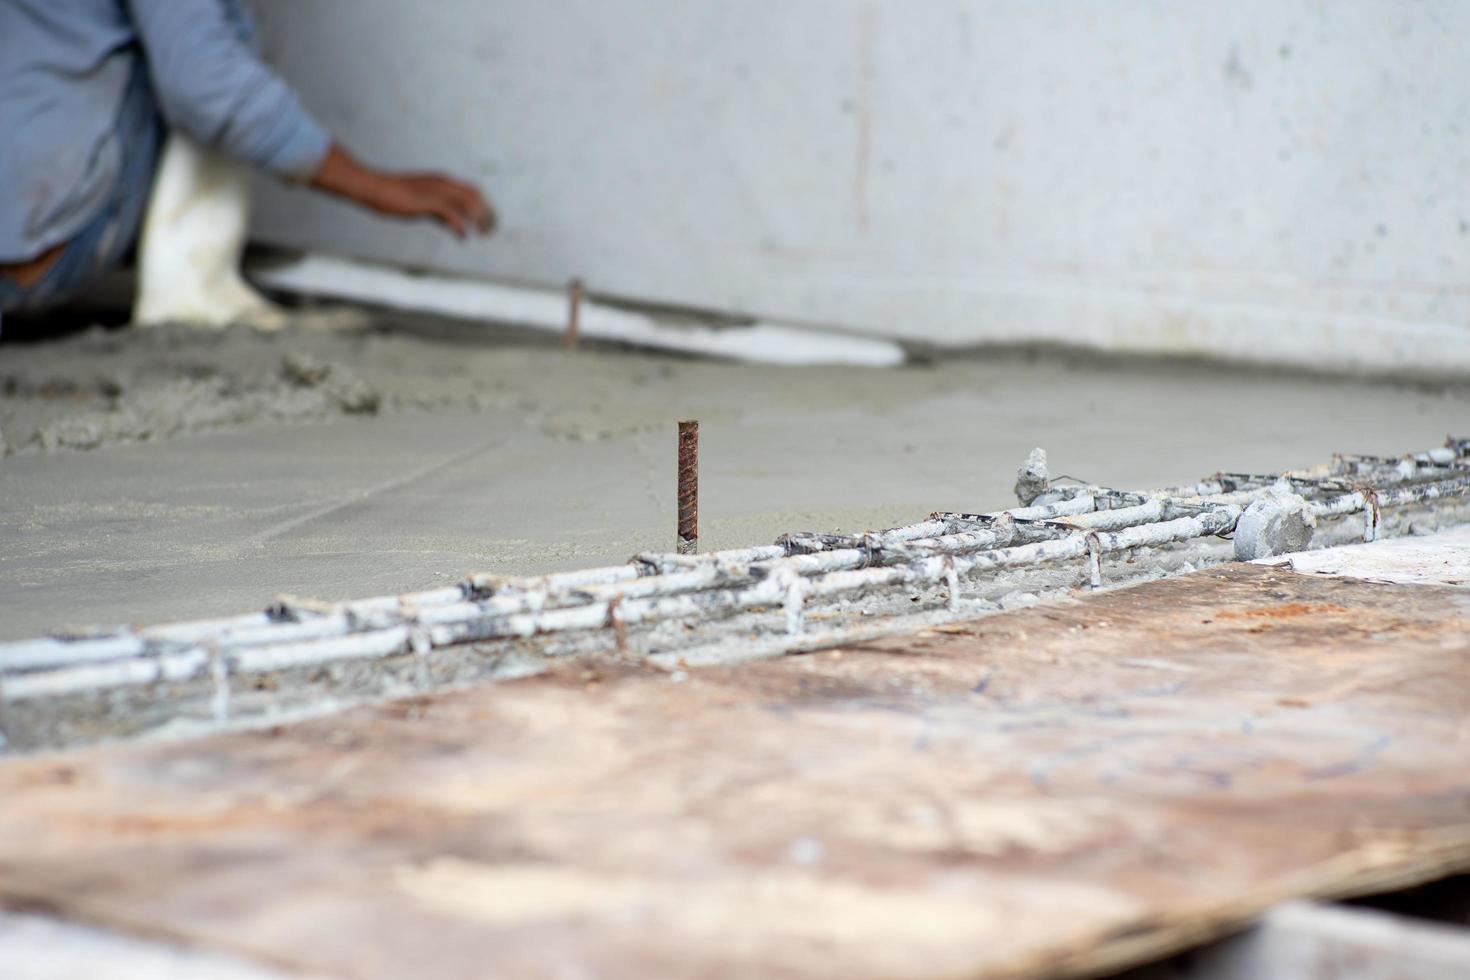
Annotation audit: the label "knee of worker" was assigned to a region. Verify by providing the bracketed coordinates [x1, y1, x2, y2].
[137, 132, 254, 286]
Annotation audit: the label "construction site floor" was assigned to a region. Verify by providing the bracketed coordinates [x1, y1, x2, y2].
[3, 316, 1468, 640]
[2, 552, 1469, 978]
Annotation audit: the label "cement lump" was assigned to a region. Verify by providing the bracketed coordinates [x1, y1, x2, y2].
[1233, 489, 1316, 561]
[1014, 447, 1050, 506]
[281, 352, 381, 415]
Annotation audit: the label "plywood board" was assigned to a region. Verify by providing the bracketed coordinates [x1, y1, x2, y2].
[2, 564, 1469, 978]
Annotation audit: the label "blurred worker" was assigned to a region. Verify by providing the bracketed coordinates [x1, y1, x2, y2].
[0, 0, 493, 331]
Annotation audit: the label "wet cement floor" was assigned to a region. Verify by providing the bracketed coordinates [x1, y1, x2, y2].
[2, 313, 1467, 640]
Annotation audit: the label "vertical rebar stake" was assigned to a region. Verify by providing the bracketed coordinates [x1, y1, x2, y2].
[1085, 532, 1103, 590]
[784, 577, 806, 635]
[677, 420, 699, 555]
[944, 557, 960, 612]
[606, 596, 628, 653]
[565, 278, 583, 350]
[209, 646, 230, 725]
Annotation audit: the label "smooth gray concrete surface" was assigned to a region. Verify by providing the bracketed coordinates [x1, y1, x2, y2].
[2, 320, 1467, 640]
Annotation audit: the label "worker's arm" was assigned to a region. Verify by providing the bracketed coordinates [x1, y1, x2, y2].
[309, 145, 493, 239]
[124, 0, 491, 237]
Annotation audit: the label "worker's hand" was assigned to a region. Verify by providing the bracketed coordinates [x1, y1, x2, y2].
[310, 144, 495, 239]
[360, 172, 495, 238]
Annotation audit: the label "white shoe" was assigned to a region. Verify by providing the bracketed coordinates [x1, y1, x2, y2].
[132, 132, 288, 331]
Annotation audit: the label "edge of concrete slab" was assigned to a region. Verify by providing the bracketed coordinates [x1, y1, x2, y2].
[1255, 523, 1470, 587]
[248, 251, 1470, 383]
[249, 252, 908, 367]
[0, 910, 297, 980]
[1123, 899, 1470, 980]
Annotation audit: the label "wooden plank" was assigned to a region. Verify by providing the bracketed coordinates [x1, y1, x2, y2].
[1, 564, 1469, 978]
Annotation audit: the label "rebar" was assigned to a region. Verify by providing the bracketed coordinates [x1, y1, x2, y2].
[565, 278, 583, 350]
[1, 438, 1466, 705]
[677, 420, 699, 555]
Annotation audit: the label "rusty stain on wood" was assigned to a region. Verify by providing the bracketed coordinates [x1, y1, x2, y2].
[1, 565, 1469, 978]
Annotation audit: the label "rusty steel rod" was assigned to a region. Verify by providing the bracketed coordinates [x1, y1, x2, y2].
[677, 420, 699, 555]
[564, 278, 583, 349]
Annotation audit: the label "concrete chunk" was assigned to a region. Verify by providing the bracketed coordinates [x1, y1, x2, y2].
[1013, 447, 1049, 506]
[1234, 489, 1314, 561]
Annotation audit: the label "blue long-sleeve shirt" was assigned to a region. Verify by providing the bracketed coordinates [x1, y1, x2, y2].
[0, 0, 330, 262]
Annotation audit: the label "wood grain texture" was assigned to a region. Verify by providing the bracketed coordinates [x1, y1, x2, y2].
[2, 564, 1469, 978]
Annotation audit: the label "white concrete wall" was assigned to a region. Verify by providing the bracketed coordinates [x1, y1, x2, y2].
[251, 1, 1470, 372]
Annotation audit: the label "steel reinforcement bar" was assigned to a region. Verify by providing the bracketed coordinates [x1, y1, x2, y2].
[1, 438, 1466, 704]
